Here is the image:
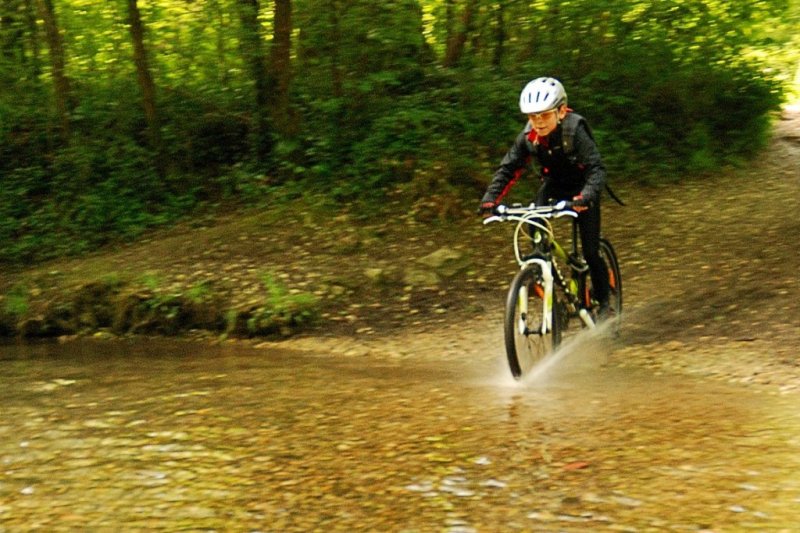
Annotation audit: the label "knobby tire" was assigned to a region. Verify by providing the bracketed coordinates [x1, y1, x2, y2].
[583, 238, 623, 332]
[600, 238, 623, 333]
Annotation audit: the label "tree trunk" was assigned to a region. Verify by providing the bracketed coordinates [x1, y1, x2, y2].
[268, 0, 293, 135]
[443, 0, 477, 68]
[492, 2, 506, 69]
[126, 0, 163, 172]
[328, 2, 343, 100]
[444, 0, 454, 63]
[209, 0, 230, 87]
[23, 0, 41, 81]
[1, 0, 21, 62]
[237, 0, 271, 161]
[35, 0, 71, 141]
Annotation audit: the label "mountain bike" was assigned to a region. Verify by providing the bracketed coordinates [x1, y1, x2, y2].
[483, 201, 622, 379]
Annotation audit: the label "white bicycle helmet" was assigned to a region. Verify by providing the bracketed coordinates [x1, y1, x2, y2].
[519, 77, 567, 114]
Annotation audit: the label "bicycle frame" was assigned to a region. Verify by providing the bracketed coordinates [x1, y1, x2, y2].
[484, 202, 595, 330]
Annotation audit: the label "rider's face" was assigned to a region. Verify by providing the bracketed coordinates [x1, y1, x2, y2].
[528, 105, 567, 137]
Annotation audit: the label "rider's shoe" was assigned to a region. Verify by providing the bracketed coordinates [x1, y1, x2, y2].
[596, 301, 611, 323]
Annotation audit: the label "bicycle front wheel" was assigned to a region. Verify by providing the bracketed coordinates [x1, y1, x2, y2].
[504, 265, 561, 379]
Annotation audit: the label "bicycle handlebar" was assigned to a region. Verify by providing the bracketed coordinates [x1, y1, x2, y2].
[482, 201, 579, 225]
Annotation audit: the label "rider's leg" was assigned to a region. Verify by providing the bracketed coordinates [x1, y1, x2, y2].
[534, 181, 553, 207]
[577, 200, 610, 308]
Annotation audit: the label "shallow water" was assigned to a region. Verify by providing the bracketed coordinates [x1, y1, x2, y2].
[1, 337, 799, 531]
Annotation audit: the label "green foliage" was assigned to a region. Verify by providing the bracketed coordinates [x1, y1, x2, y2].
[139, 273, 163, 292]
[4, 284, 30, 317]
[291, 0, 431, 183]
[0, 131, 199, 262]
[578, 53, 781, 179]
[186, 281, 213, 304]
[246, 272, 319, 337]
[109, 277, 225, 335]
[497, 0, 787, 181]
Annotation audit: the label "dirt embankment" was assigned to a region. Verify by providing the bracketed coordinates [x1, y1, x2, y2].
[2, 109, 799, 392]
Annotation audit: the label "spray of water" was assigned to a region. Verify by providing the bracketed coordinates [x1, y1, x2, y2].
[489, 317, 620, 389]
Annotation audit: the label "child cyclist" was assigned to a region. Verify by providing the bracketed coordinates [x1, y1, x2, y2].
[479, 77, 610, 318]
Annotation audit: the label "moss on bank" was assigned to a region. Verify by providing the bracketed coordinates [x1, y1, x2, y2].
[0, 275, 319, 340]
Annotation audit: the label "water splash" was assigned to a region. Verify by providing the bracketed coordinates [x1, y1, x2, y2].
[486, 317, 620, 388]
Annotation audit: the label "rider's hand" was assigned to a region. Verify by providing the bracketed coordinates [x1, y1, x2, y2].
[478, 202, 496, 217]
[571, 194, 589, 213]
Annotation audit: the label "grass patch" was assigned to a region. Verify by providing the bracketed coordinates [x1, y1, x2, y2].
[245, 272, 320, 337]
[4, 284, 30, 317]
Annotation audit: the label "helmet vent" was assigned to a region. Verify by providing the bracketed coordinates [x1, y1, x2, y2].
[519, 77, 567, 114]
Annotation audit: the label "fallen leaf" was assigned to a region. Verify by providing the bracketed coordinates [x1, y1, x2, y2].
[563, 461, 591, 471]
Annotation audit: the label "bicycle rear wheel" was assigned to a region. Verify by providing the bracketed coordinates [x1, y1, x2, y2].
[584, 238, 623, 333]
[504, 265, 561, 379]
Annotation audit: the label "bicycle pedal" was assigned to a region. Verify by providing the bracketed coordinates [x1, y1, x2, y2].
[568, 257, 589, 273]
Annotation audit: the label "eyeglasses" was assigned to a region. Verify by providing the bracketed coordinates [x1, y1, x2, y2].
[527, 110, 557, 121]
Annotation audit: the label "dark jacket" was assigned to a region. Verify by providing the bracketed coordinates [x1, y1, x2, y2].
[481, 112, 606, 206]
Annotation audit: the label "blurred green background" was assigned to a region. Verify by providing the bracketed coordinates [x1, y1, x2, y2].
[1, 0, 798, 263]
